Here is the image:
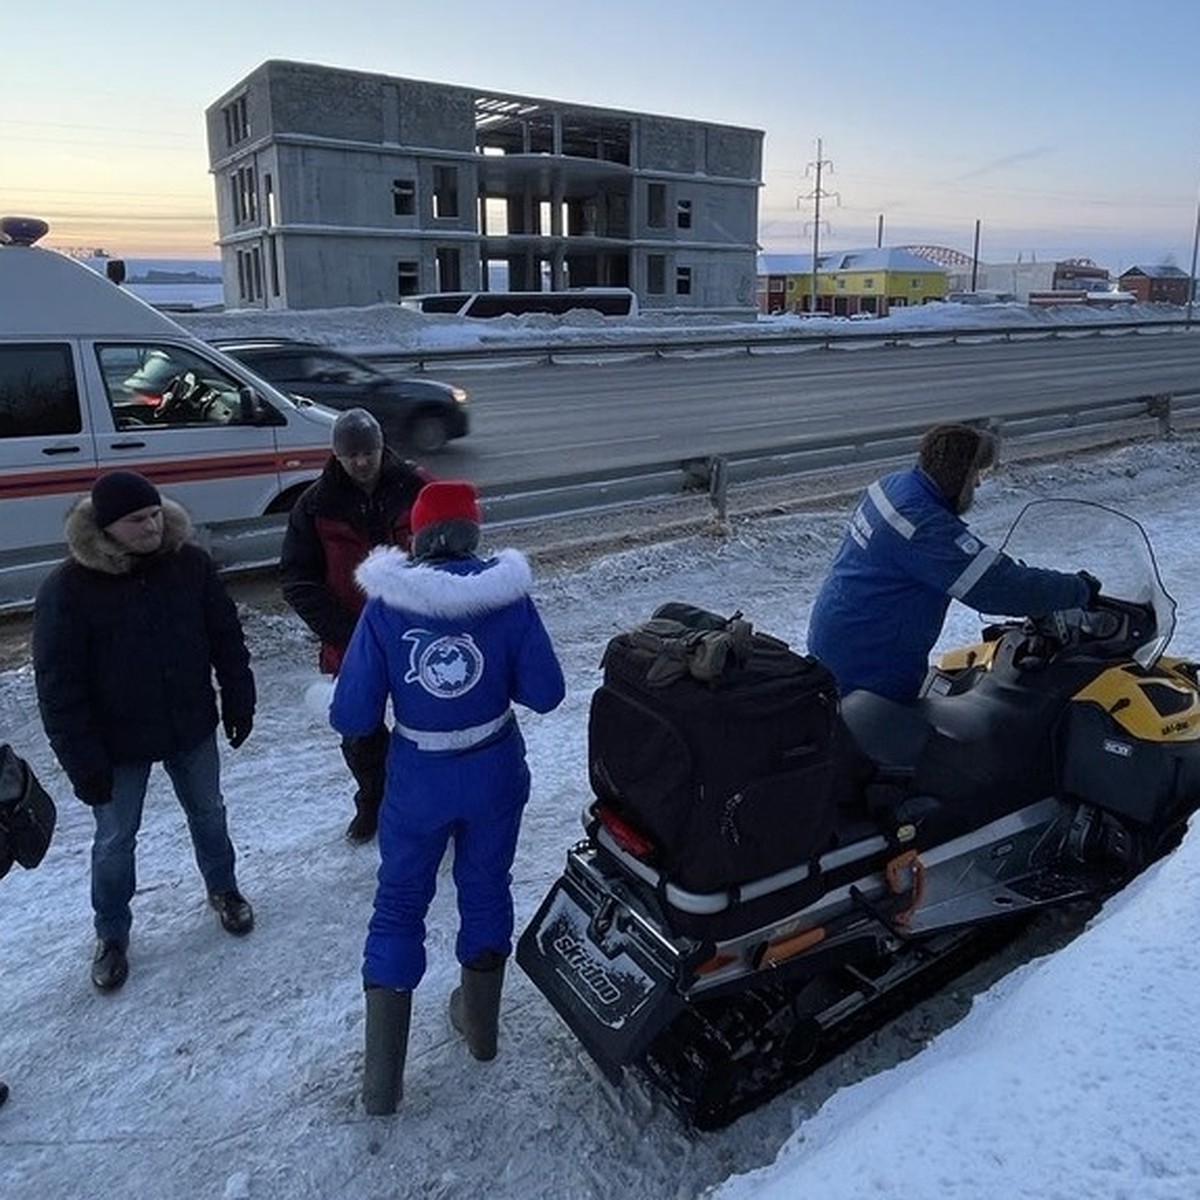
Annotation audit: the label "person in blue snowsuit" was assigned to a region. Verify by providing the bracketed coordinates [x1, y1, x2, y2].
[807, 424, 1096, 701]
[330, 480, 565, 1115]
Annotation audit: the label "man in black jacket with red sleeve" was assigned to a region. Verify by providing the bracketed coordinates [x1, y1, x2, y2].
[280, 409, 430, 842]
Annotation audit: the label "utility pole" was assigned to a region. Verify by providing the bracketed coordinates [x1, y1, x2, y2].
[800, 138, 839, 314]
[1188, 175, 1200, 326]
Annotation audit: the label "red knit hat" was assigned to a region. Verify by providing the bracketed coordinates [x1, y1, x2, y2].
[411, 481, 481, 533]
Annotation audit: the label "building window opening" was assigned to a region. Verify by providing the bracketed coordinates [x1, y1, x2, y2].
[264, 173, 276, 227]
[433, 166, 459, 219]
[231, 165, 258, 225]
[676, 199, 692, 230]
[236, 247, 263, 303]
[436, 248, 462, 292]
[647, 254, 666, 295]
[222, 95, 249, 147]
[397, 261, 420, 298]
[392, 178, 416, 217]
[676, 266, 692, 296]
[647, 183, 666, 229]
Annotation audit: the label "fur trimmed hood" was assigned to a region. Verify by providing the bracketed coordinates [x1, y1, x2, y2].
[63, 495, 193, 575]
[355, 546, 533, 617]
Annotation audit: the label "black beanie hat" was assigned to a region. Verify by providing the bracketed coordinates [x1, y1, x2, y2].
[332, 408, 383, 457]
[91, 471, 161, 529]
[918, 425, 995, 511]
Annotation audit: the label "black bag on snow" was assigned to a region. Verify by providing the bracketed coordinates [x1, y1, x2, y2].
[0, 744, 57, 880]
[588, 605, 846, 893]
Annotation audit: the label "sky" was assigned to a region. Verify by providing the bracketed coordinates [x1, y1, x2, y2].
[5, 0, 1200, 271]
[3, 304, 1200, 1197]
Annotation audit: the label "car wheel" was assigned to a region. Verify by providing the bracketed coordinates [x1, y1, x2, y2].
[408, 413, 449, 454]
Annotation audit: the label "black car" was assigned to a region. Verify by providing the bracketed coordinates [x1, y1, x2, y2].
[211, 338, 469, 453]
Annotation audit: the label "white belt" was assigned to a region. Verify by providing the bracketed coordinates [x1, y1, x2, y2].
[394, 710, 514, 752]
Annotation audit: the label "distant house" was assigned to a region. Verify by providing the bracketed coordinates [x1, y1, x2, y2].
[757, 248, 946, 316]
[1117, 264, 1192, 305]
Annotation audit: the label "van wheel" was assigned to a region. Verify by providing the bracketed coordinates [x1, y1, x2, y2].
[408, 413, 449, 454]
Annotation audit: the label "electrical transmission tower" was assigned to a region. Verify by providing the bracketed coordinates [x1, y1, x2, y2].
[799, 138, 839, 314]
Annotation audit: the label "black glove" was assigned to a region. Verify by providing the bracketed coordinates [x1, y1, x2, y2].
[1077, 571, 1103, 606]
[75, 768, 113, 807]
[223, 713, 253, 750]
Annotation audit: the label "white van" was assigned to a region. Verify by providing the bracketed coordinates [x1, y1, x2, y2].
[0, 217, 336, 556]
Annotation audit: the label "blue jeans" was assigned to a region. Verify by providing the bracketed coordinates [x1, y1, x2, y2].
[91, 732, 238, 944]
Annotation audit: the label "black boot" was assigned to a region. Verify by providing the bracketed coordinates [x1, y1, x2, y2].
[344, 789, 382, 844]
[0, 1080, 9, 1108]
[209, 889, 254, 935]
[91, 939, 129, 992]
[448, 953, 506, 1062]
[363, 986, 412, 1115]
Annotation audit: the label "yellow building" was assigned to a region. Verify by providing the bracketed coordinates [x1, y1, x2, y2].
[758, 248, 946, 316]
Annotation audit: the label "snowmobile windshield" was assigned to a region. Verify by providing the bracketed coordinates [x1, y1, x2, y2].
[995, 499, 1175, 668]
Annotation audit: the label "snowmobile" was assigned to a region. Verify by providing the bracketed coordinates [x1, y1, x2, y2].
[516, 499, 1200, 1129]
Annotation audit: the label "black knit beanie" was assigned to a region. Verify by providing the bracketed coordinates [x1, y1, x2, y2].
[332, 408, 383, 457]
[918, 425, 995, 513]
[91, 471, 161, 529]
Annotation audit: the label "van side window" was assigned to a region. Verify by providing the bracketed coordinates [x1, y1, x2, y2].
[97, 344, 255, 429]
[0, 344, 82, 437]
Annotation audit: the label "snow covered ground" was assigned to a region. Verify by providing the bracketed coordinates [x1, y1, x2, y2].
[3, 429, 1200, 1199]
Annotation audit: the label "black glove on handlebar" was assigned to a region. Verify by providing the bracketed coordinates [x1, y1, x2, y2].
[1077, 571, 1103, 606]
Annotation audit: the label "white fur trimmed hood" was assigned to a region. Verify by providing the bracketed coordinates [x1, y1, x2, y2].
[354, 546, 534, 617]
[63, 496, 193, 575]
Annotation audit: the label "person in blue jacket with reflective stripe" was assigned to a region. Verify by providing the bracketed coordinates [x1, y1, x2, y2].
[330, 480, 565, 1115]
[807, 424, 1095, 701]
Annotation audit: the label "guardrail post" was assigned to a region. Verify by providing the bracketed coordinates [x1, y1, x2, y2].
[709, 455, 729, 523]
[1145, 393, 1173, 438]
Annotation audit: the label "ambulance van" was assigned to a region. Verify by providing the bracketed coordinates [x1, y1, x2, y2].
[0, 216, 336, 560]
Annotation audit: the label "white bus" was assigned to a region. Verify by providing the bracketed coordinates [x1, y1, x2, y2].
[400, 287, 637, 319]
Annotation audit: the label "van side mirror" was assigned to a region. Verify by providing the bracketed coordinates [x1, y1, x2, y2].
[106, 260, 127, 285]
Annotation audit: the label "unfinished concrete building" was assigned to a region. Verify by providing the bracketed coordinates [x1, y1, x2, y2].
[205, 61, 764, 313]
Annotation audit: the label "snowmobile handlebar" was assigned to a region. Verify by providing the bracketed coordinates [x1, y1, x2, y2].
[1034, 594, 1156, 661]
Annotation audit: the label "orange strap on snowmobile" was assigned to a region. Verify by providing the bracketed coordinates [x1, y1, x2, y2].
[885, 849, 925, 925]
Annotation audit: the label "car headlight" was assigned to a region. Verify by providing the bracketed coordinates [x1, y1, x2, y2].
[451, 387, 468, 404]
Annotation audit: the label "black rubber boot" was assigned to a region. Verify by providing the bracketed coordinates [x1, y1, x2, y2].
[448, 955, 506, 1062]
[362, 986, 412, 1115]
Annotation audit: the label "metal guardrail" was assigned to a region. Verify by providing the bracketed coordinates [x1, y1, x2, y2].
[364, 316, 1195, 373]
[4, 388, 1199, 615]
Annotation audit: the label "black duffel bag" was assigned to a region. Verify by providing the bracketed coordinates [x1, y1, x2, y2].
[0, 744, 57, 880]
[588, 604, 848, 893]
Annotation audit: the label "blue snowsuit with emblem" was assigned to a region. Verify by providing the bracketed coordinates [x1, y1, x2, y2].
[807, 466, 1089, 701]
[330, 546, 565, 990]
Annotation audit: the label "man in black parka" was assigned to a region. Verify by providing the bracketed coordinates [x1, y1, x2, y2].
[33, 471, 257, 992]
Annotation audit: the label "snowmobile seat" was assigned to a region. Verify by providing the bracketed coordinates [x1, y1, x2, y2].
[840, 690, 931, 775]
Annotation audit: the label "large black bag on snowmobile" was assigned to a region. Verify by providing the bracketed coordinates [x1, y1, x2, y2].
[588, 605, 847, 893]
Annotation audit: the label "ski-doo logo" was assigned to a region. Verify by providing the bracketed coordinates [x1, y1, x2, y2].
[553, 932, 622, 1006]
[1103, 738, 1133, 757]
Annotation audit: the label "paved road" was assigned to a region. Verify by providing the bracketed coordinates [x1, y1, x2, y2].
[425, 331, 1200, 485]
